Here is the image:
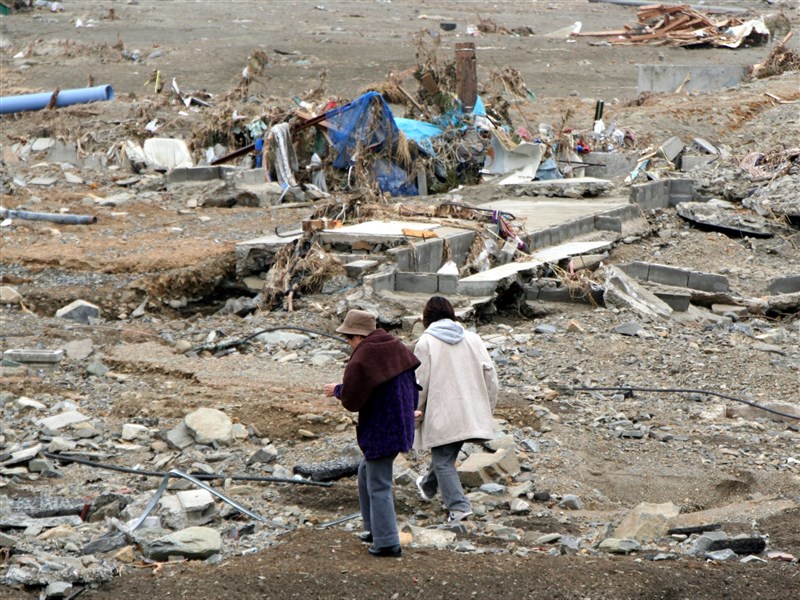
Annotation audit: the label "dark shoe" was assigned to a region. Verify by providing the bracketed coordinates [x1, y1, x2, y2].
[368, 544, 402, 558]
[415, 475, 434, 502]
[358, 532, 373, 544]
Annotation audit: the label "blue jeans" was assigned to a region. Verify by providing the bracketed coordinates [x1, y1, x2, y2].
[358, 454, 399, 548]
[419, 441, 471, 513]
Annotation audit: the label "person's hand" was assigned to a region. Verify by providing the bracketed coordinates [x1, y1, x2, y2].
[323, 383, 337, 397]
[414, 410, 423, 423]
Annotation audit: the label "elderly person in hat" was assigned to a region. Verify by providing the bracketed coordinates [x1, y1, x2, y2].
[323, 310, 420, 558]
[413, 296, 498, 523]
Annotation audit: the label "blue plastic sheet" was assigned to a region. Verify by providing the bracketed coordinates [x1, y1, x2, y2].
[394, 118, 444, 156]
[324, 92, 400, 170]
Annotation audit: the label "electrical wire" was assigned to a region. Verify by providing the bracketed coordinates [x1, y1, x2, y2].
[45, 452, 334, 486]
[568, 386, 799, 421]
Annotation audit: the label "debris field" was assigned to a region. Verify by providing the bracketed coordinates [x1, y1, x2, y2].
[1, 1, 799, 599]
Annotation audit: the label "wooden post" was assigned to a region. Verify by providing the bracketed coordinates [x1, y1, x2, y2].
[455, 42, 477, 112]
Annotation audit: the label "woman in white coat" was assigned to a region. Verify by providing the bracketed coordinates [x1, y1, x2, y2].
[413, 296, 498, 523]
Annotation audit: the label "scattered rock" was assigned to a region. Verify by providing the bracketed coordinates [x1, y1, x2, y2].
[184, 408, 233, 446]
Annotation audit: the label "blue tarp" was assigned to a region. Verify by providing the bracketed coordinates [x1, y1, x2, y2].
[324, 92, 399, 170]
[322, 92, 486, 195]
[394, 118, 444, 156]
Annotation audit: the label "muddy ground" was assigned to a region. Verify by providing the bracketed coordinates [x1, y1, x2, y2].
[1, 1, 800, 599]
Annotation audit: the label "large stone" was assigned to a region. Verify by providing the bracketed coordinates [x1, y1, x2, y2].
[184, 408, 233, 446]
[599, 538, 641, 554]
[0, 286, 22, 304]
[457, 448, 520, 487]
[145, 526, 221, 561]
[176, 489, 216, 525]
[403, 525, 457, 548]
[55, 300, 101, 325]
[613, 502, 681, 542]
[63, 339, 94, 360]
[163, 422, 195, 450]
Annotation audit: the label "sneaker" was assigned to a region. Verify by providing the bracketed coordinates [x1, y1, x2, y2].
[358, 532, 373, 544]
[415, 475, 434, 502]
[447, 509, 473, 523]
[368, 544, 402, 558]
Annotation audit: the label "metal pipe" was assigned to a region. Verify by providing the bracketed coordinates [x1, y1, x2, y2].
[0, 207, 97, 225]
[44, 452, 333, 486]
[126, 469, 283, 533]
[0, 84, 114, 114]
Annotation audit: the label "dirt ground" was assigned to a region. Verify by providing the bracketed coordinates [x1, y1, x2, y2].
[2, 1, 800, 599]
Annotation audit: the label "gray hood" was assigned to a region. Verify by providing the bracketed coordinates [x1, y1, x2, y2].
[425, 319, 465, 345]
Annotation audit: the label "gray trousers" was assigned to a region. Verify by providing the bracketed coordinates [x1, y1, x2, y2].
[419, 441, 471, 513]
[358, 454, 400, 548]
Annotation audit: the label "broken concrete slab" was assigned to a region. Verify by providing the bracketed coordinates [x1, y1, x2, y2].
[0, 514, 84, 529]
[604, 265, 674, 320]
[319, 220, 439, 245]
[677, 201, 773, 238]
[37, 410, 90, 432]
[530, 241, 614, 264]
[458, 260, 542, 297]
[235, 233, 301, 277]
[637, 64, 748, 94]
[478, 197, 633, 250]
[499, 175, 614, 198]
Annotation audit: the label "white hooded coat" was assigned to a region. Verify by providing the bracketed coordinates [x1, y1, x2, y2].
[413, 319, 498, 450]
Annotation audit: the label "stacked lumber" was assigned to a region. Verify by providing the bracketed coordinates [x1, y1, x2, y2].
[575, 4, 764, 48]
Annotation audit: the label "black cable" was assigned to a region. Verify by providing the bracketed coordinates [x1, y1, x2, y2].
[568, 386, 799, 421]
[44, 452, 333, 487]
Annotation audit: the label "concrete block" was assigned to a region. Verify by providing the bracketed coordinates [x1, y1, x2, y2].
[659, 136, 685, 164]
[458, 448, 521, 487]
[457, 280, 498, 297]
[594, 215, 622, 233]
[768, 275, 800, 295]
[387, 247, 412, 272]
[648, 264, 690, 288]
[638, 64, 748, 94]
[654, 291, 691, 312]
[681, 155, 716, 171]
[669, 178, 695, 199]
[363, 270, 395, 293]
[437, 274, 458, 295]
[630, 180, 671, 210]
[3, 349, 63, 364]
[411, 239, 444, 273]
[687, 271, 729, 293]
[395, 272, 439, 294]
[583, 152, 638, 179]
[440, 230, 476, 267]
[344, 260, 379, 279]
[167, 166, 223, 184]
[618, 262, 651, 282]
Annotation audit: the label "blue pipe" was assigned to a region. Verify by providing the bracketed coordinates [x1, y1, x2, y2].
[0, 84, 114, 114]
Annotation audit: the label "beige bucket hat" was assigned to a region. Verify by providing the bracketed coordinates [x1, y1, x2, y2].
[335, 310, 376, 337]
